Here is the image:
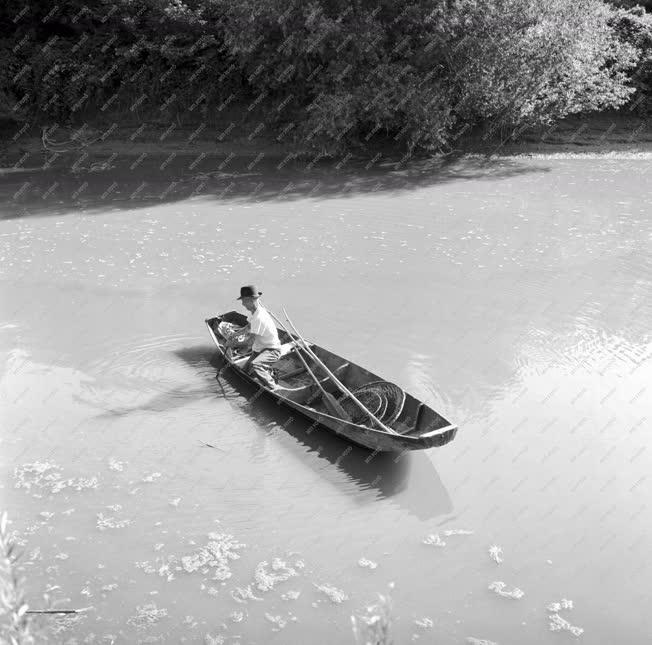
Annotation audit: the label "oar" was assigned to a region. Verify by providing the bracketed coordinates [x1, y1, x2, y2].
[271, 314, 351, 422]
[280, 308, 399, 435]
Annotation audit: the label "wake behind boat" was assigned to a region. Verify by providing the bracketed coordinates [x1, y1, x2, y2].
[205, 309, 458, 452]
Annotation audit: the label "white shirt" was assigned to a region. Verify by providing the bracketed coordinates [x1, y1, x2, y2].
[249, 305, 281, 352]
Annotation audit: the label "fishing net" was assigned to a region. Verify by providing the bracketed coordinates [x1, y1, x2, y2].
[339, 381, 406, 426]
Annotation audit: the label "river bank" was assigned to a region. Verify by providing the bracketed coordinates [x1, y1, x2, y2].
[1, 111, 650, 171]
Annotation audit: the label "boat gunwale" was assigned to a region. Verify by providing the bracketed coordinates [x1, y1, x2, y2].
[204, 317, 457, 442]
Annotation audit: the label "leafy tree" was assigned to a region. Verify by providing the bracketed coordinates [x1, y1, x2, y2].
[0, 0, 647, 151]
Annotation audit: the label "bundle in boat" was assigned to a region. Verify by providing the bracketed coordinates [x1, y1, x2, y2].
[218, 321, 253, 353]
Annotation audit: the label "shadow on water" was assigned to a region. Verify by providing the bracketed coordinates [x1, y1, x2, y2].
[0, 152, 550, 220]
[175, 344, 453, 521]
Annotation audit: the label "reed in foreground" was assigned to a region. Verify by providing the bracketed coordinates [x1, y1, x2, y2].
[351, 582, 394, 645]
[0, 511, 36, 645]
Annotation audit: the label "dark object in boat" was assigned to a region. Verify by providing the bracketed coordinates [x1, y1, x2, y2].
[205, 312, 458, 452]
[339, 381, 406, 426]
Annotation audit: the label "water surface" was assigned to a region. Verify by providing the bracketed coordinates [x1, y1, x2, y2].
[1, 154, 650, 643]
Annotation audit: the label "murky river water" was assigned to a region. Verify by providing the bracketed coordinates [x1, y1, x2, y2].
[1, 154, 651, 644]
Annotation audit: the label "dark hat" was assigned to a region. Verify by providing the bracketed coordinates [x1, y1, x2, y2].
[237, 285, 262, 300]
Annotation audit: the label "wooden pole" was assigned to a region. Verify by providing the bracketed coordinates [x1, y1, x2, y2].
[272, 313, 351, 421]
[277, 308, 399, 435]
[26, 609, 80, 614]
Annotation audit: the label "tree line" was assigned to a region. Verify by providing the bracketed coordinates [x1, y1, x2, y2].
[1, 0, 650, 154]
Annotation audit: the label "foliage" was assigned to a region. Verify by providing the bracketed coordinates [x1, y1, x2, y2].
[608, 4, 652, 112]
[0, 0, 648, 152]
[441, 0, 640, 138]
[0, 512, 35, 645]
[351, 582, 394, 645]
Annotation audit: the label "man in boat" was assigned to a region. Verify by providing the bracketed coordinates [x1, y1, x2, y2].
[228, 285, 282, 390]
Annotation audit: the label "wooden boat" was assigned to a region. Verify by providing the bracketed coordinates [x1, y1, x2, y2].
[205, 311, 458, 452]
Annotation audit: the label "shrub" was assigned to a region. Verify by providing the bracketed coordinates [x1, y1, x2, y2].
[0, 0, 646, 152]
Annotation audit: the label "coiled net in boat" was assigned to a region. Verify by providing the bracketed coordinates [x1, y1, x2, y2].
[339, 381, 406, 426]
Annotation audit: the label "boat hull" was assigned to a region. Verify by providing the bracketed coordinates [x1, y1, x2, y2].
[205, 315, 457, 452]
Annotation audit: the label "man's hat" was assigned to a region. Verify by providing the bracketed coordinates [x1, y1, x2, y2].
[237, 285, 262, 300]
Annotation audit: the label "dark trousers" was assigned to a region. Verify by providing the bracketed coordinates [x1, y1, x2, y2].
[245, 348, 281, 388]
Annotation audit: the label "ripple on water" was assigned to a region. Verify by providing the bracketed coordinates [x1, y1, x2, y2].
[69, 333, 225, 421]
[81, 333, 211, 393]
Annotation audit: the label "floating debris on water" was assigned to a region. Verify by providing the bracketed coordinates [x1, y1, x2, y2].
[254, 558, 299, 591]
[415, 617, 433, 629]
[27, 547, 42, 563]
[230, 610, 245, 623]
[183, 615, 197, 627]
[14, 461, 99, 494]
[71, 477, 99, 491]
[154, 543, 164, 552]
[488, 581, 524, 599]
[55, 552, 69, 560]
[135, 557, 175, 581]
[108, 459, 125, 471]
[281, 590, 301, 600]
[204, 634, 225, 645]
[136, 560, 157, 574]
[549, 613, 584, 636]
[466, 638, 498, 645]
[39, 511, 55, 520]
[96, 513, 131, 530]
[547, 599, 574, 612]
[358, 558, 378, 569]
[15, 461, 61, 492]
[127, 603, 168, 628]
[231, 585, 263, 603]
[101, 583, 118, 592]
[156, 560, 175, 582]
[489, 546, 504, 564]
[265, 612, 287, 631]
[141, 472, 162, 483]
[181, 533, 245, 581]
[50, 612, 88, 634]
[423, 534, 446, 547]
[442, 529, 474, 536]
[169, 498, 181, 507]
[314, 583, 348, 604]
[105, 504, 122, 512]
[547, 598, 583, 636]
